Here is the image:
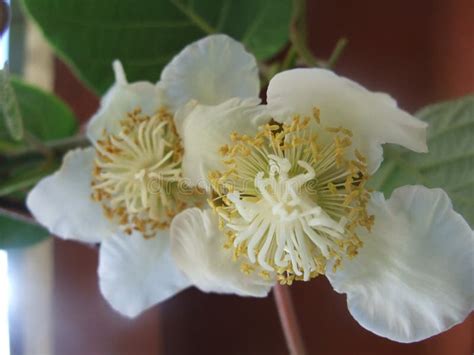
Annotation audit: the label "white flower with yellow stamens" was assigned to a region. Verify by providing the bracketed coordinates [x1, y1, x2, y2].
[208, 116, 375, 284]
[26, 35, 273, 317]
[170, 68, 473, 342]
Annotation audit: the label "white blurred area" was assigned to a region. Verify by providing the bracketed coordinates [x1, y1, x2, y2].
[1, 1, 54, 354]
[1, 0, 9, 66]
[0, 0, 7, 68]
[0, 253, 10, 355]
[1, 1, 12, 353]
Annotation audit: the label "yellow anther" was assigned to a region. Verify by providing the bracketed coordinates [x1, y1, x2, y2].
[91, 107, 202, 239]
[328, 182, 338, 194]
[219, 144, 230, 156]
[341, 127, 353, 137]
[312, 107, 321, 124]
[344, 176, 353, 192]
[326, 126, 341, 133]
[209, 114, 373, 283]
[240, 263, 255, 275]
[230, 132, 240, 142]
[355, 149, 366, 163]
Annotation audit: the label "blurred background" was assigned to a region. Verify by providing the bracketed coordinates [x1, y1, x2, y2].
[1, 0, 473, 354]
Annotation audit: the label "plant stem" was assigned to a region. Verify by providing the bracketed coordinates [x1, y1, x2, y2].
[23, 130, 54, 161]
[290, 0, 324, 68]
[0, 174, 44, 197]
[5, 134, 89, 159]
[273, 284, 307, 355]
[0, 206, 40, 226]
[327, 37, 348, 69]
[280, 44, 298, 72]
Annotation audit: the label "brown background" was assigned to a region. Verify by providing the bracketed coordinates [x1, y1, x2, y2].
[49, 0, 473, 354]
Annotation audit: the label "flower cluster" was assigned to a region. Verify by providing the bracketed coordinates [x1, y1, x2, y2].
[27, 35, 473, 343]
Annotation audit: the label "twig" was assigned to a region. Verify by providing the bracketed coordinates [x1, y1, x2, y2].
[5, 134, 89, 159]
[290, 0, 320, 67]
[0, 206, 40, 226]
[23, 130, 54, 162]
[326, 37, 348, 69]
[280, 44, 298, 72]
[0, 174, 45, 197]
[273, 284, 307, 355]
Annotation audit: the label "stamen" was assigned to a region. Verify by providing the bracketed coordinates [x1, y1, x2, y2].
[210, 109, 373, 283]
[91, 108, 203, 238]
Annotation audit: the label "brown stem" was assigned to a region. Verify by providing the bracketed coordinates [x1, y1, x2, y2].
[4, 134, 90, 159]
[0, 206, 40, 226]
[290, 0, 319, 67]
[273, 284, 307, 355]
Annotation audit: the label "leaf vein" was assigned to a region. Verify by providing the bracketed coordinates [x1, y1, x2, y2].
[419, 153, 474, 171]
[26, 13, 194, 29]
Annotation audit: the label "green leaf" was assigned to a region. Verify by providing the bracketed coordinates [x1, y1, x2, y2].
[0, 67, 25, 141]
[0, 75, 77, 250]
[0, 78, 77, 197]
[20, 0, 292, 94]
[0, 214, 49, 249]
[370, 94, 474, 226]
[0, 77, 78, 152]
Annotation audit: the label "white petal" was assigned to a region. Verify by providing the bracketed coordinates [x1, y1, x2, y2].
[179, 98, 270, 189]
[87, 60, 164, 143]
[26, 148, 116, 243]
[160, 34, 259, 111]
[327, 186, 474, 342]
[170, 208, 274, 297]
[267, 69, 428, 173]
[99, 231, 191, 318]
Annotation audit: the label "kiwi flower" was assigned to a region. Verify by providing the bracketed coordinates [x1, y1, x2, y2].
[26, 35, 273, 317]
[169, 69, 473, 342]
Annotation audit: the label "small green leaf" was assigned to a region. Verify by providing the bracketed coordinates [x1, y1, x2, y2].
[0, 77, 78, 152]
[370, 94, 474, 226]
[0, 214, 49, 249]
[0, 67, 24, 141]
[20, 0, 292, 94]
[0, 78, 77, 197]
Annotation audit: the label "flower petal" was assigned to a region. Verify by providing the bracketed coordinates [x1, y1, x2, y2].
[327, 186, 474, 342]
[26, 147, 115, 243]
[179, 98, 270, 188]
[160, 34, 259, 110]
[267, 69, 428, 172]
[99, 231, 191, 318]
[170, 208, 274, 297]
[87, 60, 164, 143]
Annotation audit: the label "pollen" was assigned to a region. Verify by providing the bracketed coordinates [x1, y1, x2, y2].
[91, 107, 202, 238]
[210, 109, 373, 282]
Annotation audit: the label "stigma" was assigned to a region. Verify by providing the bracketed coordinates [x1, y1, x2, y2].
[210, 110, 374, 284]
[91, 108, 198, 238]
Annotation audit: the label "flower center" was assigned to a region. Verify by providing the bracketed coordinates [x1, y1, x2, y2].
[91, 108, 198, 238]
[210, 110, 374, 284]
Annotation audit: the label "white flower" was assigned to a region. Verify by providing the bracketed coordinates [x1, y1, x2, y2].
[170, 68, 473, 342]
[26, 35, 272, 318]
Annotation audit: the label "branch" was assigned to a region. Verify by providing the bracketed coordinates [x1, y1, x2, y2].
[290, 0, 322, 67]
[0, 206, 40, 227]
[273, 284, 308, 355]
[327, 37, 348, 69]
[4, 134, 89, 159]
